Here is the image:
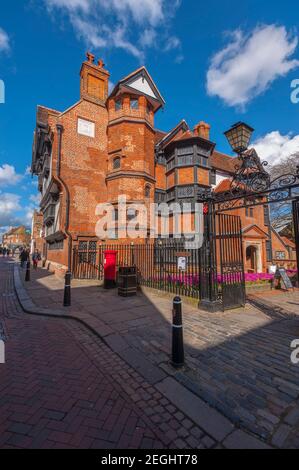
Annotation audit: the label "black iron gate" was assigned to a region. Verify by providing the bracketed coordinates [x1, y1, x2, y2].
[217, 213, 245, 309]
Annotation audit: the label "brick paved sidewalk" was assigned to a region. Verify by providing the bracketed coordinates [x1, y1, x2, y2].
[13, 259, 299, 448]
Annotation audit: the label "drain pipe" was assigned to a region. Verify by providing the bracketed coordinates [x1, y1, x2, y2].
[56, 123, 72, 273]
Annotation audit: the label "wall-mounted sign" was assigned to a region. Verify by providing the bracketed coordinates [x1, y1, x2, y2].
[177, 256, 187, 271]
[78, 118, 95, 138]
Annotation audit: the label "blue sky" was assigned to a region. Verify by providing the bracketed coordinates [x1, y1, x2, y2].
[0, 0, 299, 236]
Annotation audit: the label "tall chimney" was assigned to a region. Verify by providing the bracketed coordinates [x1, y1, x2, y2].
[194, 121, 210, 140]
[80, 52, 110, 105]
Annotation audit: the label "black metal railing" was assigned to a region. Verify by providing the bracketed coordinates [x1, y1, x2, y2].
[72, 242, 201, 299]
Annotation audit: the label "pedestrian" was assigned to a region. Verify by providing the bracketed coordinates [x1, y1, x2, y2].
[32, 250, 41, 270]
[20, 249, 29, 269]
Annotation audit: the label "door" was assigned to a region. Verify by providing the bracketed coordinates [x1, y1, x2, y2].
[217, 213, 246, 310]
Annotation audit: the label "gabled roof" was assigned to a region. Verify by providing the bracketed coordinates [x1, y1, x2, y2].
[109, 66, 165, 112]
[172, 129, 194, 142]
[155, 120, 189, 148]
[4, 226, 27, 237]
[162, 124, 216, 153]
[242, 224, 269, 238]
[271, 227, 296, 250]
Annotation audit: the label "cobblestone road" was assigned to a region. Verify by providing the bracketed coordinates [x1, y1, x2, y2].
[0, 258, 215, 449]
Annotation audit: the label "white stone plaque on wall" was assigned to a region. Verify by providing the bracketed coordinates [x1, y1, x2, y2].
[77, 118, 95, 138]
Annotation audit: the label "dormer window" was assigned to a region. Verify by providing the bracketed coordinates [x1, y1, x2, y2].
[130, 98, 139, 110]
[115, 99, 122, 111]
[113, 157, 121, 170]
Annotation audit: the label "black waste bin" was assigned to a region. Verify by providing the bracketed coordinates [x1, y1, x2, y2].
[118, 266, 137, 297]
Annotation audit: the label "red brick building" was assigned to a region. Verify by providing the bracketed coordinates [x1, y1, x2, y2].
[31, 53, 296, 275]
[2, 226, 31, 249]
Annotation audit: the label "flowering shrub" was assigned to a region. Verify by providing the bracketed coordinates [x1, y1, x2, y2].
[148, 269, 297, 287]
[244, 273, 274, 282]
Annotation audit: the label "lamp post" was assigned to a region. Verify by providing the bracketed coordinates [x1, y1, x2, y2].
[224, 122, 254, 155]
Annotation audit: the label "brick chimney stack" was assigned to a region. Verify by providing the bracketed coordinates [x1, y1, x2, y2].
[194, 121, 211, 140]
[80, 52, 110, 105]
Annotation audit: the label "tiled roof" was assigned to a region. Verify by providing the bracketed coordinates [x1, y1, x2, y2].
[172, 130, 194, 142]
[214, 178, 231, 193]
[4, 226, 26, 237]
[281, 236, 296, 248]
[155, 120, 190, 147]
[211, 151, 238, 174]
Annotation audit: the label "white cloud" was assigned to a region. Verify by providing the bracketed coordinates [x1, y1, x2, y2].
[164, 36, 181, 52]
[0, 27, 10, 53]
[252, 131, 299, 165]
[24, 207, 35, 226]
[46, 0, 90, 12]
[0, 192, 21, 227]
[139, 29, 157, 49]
[0, 164, 22, 187]
[207, 25, 299, 108]
[44, 0, 180, 60]
[0, 192, 37, 231]
[29, 193, 41, 205]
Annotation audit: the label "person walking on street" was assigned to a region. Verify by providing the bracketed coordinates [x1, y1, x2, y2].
[20, 249, 29, 269]
[32, 250, 41, 270]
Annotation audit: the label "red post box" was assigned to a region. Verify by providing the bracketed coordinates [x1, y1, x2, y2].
[104, 250, 117, 289]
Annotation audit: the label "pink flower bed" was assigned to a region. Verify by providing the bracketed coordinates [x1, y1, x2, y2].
[245, 273, 274, 282]
[149, 269, 297, 287]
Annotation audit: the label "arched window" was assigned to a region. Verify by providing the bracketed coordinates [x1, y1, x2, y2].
[145, 185, 151, 198]
[113, 157, 121, 170]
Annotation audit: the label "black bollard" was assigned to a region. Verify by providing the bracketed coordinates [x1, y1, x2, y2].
[25, 260, 31, 282]
[63, 271, 72, 307]
[172, 296, 184, 368]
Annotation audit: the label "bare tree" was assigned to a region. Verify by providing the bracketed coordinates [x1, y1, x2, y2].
[267, 153, 299, 239]
[268, 153, 299, 179]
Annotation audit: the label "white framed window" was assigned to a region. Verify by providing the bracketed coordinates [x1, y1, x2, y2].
[77, 118, 95, 138]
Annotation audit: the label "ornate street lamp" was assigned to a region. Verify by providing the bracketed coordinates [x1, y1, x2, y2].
[224, 122, 254, 154]
[223, 121, 271, 191]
